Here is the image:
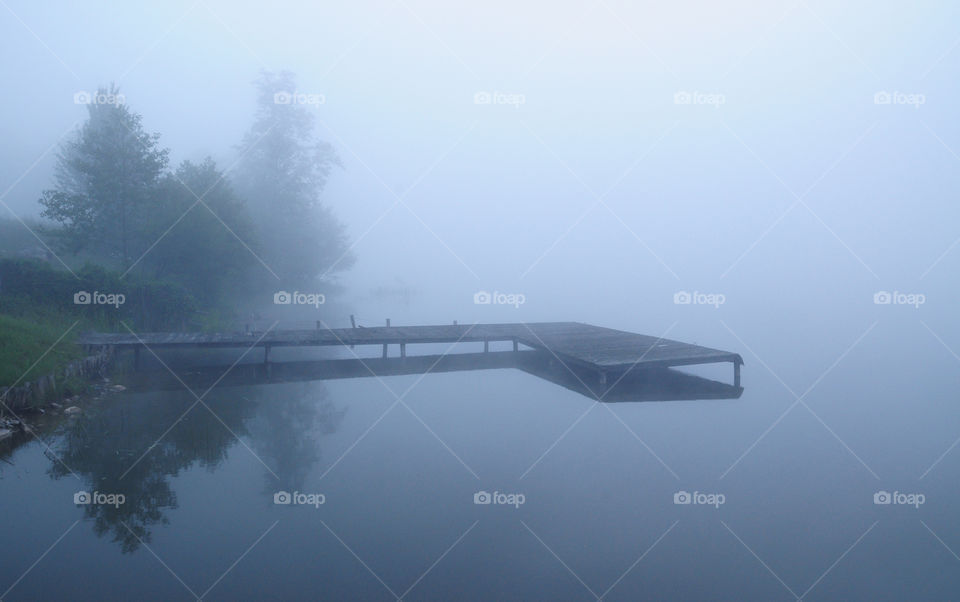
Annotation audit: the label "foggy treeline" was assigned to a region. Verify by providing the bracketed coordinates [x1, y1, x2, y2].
[3, 71, 352, 330]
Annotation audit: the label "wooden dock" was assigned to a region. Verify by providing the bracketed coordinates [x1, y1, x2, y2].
[79, 322, 743, 387]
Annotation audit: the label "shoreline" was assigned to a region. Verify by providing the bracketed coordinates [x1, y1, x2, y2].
[0, 345, 117, 442]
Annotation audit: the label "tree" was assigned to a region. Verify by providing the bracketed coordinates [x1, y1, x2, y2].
[39, 85, 169, 270]
[144, 158, 258, 304]
[233, 71, 353, 288]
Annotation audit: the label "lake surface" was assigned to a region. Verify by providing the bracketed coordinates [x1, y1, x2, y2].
[2, 329, 959, 600]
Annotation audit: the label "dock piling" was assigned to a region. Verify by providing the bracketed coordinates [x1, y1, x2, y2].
[383, 319, 391, 357]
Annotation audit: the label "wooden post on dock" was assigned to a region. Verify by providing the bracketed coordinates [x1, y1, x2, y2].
[383, 319, 390, 357]
[350, 315, 356, 329]
[512, 338, 518, 352]
[400, 342, 406, 358]
[734, 361, 741, 387]
[264, 344, 271, 364]
[484, 339, 489, 353]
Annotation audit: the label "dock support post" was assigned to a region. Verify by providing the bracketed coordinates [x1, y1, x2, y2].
[350, 315, 356, 329]
[264, 344, 271, 364]
[734, 361, 741, 387]
[384, 319, 391, 357]
[484, 340, 489, 353]
[400, 343, 406, 358]
[512, 338, 518, 352]
[316, 320, 320, 330]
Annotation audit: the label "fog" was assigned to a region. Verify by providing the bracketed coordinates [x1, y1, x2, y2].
[2, 1, 959, 600]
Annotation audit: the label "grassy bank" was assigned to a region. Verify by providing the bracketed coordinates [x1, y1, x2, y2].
[0, 314, 84, 388]
[0, 257, 209, 391]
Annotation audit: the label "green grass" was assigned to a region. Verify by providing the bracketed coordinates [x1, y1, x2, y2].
[0, 314, 84, 388]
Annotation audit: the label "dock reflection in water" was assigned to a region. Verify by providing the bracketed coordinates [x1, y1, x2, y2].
[128, 350, 743, 402]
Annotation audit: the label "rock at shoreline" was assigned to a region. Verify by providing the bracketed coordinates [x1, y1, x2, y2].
[64, 406, 82, 415]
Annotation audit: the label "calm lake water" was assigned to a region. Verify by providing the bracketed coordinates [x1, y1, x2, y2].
[2, 326, 959, 601]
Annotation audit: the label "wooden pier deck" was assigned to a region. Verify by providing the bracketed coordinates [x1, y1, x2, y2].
[79, 322, 743, 387]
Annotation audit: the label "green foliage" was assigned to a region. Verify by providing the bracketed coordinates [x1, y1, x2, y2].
[34, 88, 264, 309]
[23, 72, 354, 339]
[0, 257, 198, 332]
[143, 158, 259, 304]
[39, 84, 169, 269]
[0, 313, 82, 388]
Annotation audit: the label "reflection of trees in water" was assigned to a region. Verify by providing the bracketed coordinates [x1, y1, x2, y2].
[47, 382, 344, 553]
[245, 383, 346, 495]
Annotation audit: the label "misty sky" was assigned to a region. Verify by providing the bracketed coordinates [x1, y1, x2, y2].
[2, 0, 958, 356]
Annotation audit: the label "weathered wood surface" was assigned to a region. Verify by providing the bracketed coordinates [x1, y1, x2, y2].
[78, 322, 742, 373]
